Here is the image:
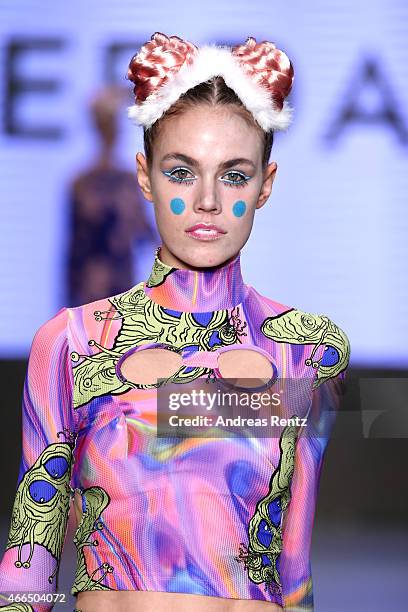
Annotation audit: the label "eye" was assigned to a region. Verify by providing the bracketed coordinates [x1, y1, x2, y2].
[44, 456, 69, 479]
[162, 167, 196, 185]
[221, 171, 251, 188]
[161, 167, 252, 188]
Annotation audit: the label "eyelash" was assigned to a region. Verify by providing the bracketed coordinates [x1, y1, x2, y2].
[162, 167, 251, 188]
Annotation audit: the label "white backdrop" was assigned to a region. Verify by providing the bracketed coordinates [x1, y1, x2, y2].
[0, 0, 407, 367]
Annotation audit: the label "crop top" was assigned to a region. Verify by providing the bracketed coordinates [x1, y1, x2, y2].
[0, 245, 350, 611]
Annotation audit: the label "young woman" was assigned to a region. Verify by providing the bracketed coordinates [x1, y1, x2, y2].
[0, 33, 350, 612]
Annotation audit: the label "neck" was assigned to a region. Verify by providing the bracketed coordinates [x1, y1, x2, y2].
[143, 245, 249, 312]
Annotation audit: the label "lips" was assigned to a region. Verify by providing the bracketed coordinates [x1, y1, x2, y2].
[185, 223, 227, 241]
[186, 223, 226, 233]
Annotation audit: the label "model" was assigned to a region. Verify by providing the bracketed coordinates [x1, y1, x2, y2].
[0, 32, 350, 612]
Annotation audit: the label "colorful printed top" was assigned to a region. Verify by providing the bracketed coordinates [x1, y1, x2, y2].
[0, 246, 350, 611]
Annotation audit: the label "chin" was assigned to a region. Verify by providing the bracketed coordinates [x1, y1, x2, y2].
[180, 244, 238, 269]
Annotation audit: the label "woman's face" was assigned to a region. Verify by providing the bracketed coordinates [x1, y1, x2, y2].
[136, 104, 277, 270]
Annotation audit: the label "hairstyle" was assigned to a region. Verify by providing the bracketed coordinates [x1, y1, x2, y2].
[126, 33, 294, 171]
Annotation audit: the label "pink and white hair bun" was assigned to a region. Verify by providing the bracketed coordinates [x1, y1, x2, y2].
[126, 32, 295, 132]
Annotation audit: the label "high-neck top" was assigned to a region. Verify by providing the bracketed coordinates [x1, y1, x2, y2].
[143, 245, 249, 312]
[0, 243, 351, 611]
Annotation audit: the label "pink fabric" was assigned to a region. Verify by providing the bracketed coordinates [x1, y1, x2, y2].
[0, 246, 350, 611]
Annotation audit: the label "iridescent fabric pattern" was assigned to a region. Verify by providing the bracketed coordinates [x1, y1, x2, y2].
[0, 246, 350, 611]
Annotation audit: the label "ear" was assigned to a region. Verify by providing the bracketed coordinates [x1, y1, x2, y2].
[256, 161, 277, 209]
[136, 152, 154, 202]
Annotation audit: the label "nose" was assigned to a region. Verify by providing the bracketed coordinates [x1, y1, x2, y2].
[193, 177, 222, 214]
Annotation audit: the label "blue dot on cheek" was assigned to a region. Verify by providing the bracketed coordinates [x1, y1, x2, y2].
[170, 198, 186, 215]
[232, 200, 247, 217]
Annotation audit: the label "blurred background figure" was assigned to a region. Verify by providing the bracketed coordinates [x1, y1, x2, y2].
[66, 84, 157, 306]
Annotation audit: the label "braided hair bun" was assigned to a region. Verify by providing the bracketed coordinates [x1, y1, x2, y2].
[126, 32, 294, 133]
[127, 32, 198, 103]
[231, 36, 294, 112]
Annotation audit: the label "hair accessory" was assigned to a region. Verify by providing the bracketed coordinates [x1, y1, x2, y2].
[126, 32, 294, 132]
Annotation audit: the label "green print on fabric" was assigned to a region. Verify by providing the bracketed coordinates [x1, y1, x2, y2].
[71, 281, 248, 409]
[235, 421, 299, 597]
[5, 430, 76, 587]
[71, 486, 113, 594]
[145, 250, 176, 287]
[261, 309, 350, 389]
[0, 604, 35, 611]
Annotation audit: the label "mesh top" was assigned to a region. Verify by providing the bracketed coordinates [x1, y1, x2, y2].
[0, 246, 350, 611]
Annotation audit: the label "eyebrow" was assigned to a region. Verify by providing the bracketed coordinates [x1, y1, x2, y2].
[160, 152, 256, 171]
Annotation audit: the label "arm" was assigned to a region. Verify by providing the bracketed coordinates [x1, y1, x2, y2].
[0, 307, 77, 611]
[280, 328, 351, 610]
